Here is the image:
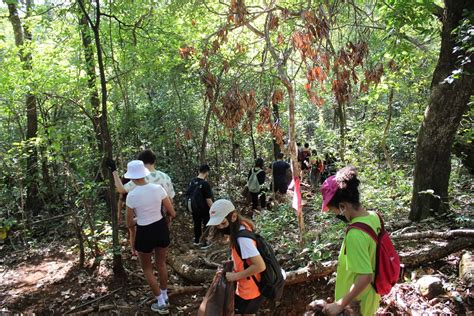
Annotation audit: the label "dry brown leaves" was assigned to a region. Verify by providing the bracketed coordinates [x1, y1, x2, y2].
[213, 85, 257, 129]
[178, 45, 196, 59]
[272, 89, 284, 104]
[269, 13, 279, 31]
[228, 0, 247, 26]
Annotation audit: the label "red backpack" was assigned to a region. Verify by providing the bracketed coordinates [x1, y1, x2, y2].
[346, 212, 401, 295]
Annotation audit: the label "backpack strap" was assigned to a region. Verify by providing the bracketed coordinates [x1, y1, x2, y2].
[234, 230, 260, 286]
[234, 230, 256, 260]
[346, 222, 378, 243]
[344, 212, 384, 254]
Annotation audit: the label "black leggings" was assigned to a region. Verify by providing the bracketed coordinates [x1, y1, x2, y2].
[192, 211, 210, 243]
[250, 192, 266, 210]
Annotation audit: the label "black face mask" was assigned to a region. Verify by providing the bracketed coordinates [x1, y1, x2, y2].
[336, 214, 348, 223]
[219, 226, 231, 235]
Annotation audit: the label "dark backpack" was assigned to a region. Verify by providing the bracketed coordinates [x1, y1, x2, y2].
[186, 179, 206, 213]
[235, 230, 285, 300]
[346, 213, 401, 295]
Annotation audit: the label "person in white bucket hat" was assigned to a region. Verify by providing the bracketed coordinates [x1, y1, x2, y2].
[206, 199, 266, 315]
[125, 160, 176, 314]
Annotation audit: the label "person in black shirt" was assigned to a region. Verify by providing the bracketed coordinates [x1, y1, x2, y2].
[186, 164, 214, 248]
[247, 158, 266, 212]
[271, 153, 291, 194]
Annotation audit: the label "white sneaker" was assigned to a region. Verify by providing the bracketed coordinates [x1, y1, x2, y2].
[151, 302, 169, 314]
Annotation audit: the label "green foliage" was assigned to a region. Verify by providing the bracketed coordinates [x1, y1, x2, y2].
[0, 0, 471, 262]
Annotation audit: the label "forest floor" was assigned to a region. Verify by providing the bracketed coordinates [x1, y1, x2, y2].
[1, 186, 473, 315]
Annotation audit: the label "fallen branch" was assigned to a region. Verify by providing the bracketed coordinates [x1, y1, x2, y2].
[167, 254, 216, 284]
[285, 260, 338, 286]
[391, 225, 417, 236]
[200, 255, 221, 269]
[392, 229, 474, 241]
[399, 237, 474, 267]
[164, 237, 473, 286]
[66, 287, 123, 314]
[70, 304, 131, 315]
[169, 285, 204, 296]
[286, 237, 473, 285]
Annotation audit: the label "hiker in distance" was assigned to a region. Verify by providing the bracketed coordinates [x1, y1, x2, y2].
[206, 199, 266, 315]
[108, 149, 176, 222]
[124, 160, 176, 314]
[270, 152, 291, 195]
[186, 164, 214, 248]
[247, 158, 266, 214]
[320, 166, 380, 315]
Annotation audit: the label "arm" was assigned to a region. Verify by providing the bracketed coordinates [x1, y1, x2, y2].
[324, 274, 372, 314]
[126, 206, 137, 254]
[226, 255, 266, 282]
[257, 170, 266, 185]
[202, 182, 213, 208]
[112, 171, 127, 194]
[162, 197, 176, 219]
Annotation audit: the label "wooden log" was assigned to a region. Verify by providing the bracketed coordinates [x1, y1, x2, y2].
[285, 260, 337, 285]
[392, 229, 474, 241]
[165, 238, 473, 286]
[167, 254, 216, 284]
[399, 237, 474, 267]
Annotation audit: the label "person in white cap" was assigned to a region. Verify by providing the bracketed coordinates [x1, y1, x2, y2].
[206, 199, 266, 315]
[124, 160, 176, 314]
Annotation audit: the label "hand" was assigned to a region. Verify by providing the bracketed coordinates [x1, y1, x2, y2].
[131, 248, 138, 257]
[106, 159, 117, 172]
[225, 272, 240, 282]
[323, 301, 344, 315]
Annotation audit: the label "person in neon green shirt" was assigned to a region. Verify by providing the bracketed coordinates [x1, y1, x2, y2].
[320, 166, 381, 315]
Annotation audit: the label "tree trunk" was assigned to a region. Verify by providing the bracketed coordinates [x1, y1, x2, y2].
[199, 97, 213, 164]
[7, 0, 41, 220]
[336, 102, 346, 163]
[272, 101, 281, 160]
[78, 13, 104, 153]
[249, 120, 257, 160]
[381, 88, 395, 171]
[78, 0, 125, 278]
[410, 0, 474, 221]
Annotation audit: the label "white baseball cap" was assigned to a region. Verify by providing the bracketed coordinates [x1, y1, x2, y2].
[124, 160, 150, 179]
[206, 199, 236, 226]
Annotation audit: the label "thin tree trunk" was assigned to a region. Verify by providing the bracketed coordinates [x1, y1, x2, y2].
[200, 97, 213, 164]
[410, 0, 474, 221]
[381, 88, 395, 171]
[337, 102, 346, 163]
[249, 120, 257, 160]
[78, 0, 124, 277]
[78, 13, 103, 153]
[263, 13, 304, 241]
[7, 0, 41, 220]
[272, 101, 281, 160]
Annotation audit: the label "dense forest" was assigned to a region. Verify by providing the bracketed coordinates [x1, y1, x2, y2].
[0, 0, 473, 315]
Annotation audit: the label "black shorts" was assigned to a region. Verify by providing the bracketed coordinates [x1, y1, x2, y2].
[135, 218, 170, 253]
[273, 181, 288, 194]
[234, 294, 264, 314]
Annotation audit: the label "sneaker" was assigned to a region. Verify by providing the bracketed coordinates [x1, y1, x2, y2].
[193, 241, 200, 247]
[151, 302, 169, 314]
